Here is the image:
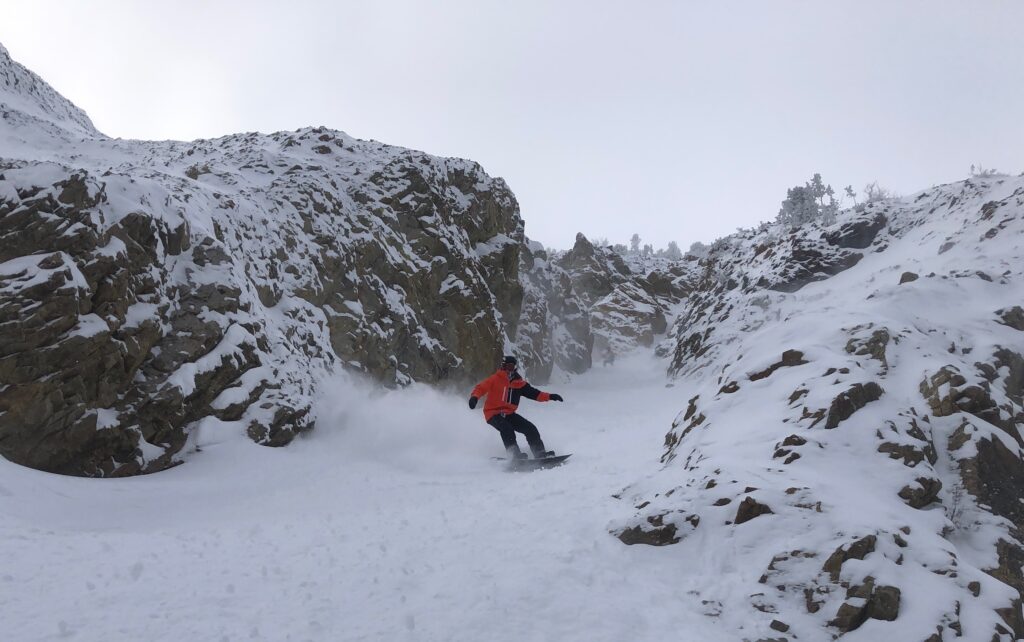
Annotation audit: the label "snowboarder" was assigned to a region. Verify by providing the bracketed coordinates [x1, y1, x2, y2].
[468, 355, 563, 459]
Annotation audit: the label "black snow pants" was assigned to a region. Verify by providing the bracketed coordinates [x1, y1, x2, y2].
[487, 413, 546, 456]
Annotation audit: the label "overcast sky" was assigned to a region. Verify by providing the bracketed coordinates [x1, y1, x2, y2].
[3, 1, 1023, 250]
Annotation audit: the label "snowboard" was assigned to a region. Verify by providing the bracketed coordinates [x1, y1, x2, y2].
[493, 453, 572, 471]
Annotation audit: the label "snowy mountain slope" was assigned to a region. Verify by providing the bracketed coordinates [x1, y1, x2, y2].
[0, 43, 101, 146]
[0, 44, 525, 476]
[615, 176, 1024, 640]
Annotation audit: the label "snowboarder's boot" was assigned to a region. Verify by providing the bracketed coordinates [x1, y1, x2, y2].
[533, 450, 556, 459]
[507, 445, 528, 460]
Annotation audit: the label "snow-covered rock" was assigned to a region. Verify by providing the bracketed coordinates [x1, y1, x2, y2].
[615, 177, 1024, 639]
[1, 43, 524, 475]
[515, 233, 697, 379]
[514, 238, 592, 380]
[0, 43, 101, 146]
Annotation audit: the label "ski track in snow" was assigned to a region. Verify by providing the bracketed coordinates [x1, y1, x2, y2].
[0, 354, 732, 642]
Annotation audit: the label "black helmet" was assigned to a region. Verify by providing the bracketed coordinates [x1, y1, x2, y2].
[501, 355, 518, 368]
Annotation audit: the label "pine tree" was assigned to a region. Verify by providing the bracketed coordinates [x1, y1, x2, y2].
[688, 241, 709, 258]
[776, 185, 818, 228]
[777, 174, 840, 228]
[664, 241, 682, 260]
[844, 185, 857, 205]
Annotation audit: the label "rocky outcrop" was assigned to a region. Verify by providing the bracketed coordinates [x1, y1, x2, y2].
[824, 212, 887, 249]
[760, 238, 863, 294]
[514, 240, 592, 380]
[996, 306, 1024, 332]
[924, 348, 1024, 627]
[514, 234, 698, 380]
[1, 46, 527, 475]
[823, 382, 883, 429]
[589, 282, 666, 350]
[733, 496, 774, 524]
[557, 233, 631, 307]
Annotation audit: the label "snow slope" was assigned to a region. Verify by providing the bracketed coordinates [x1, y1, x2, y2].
[618, 176, 1024, 640]
[0, 354, 735, 642]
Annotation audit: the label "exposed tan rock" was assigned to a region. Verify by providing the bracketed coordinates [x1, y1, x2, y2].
[822, 535, 877, 582]
[735, 497, 774, 524]
[898, 476, 943, 509]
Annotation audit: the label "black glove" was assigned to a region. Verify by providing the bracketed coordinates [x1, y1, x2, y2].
[468, 396, 478, 409]
[550, 393, 563, 402]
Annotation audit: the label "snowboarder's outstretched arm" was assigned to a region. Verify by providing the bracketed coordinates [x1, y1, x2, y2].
[513, 379, 563, 403]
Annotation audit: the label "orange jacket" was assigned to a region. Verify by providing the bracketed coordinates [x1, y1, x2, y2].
[471, 369, 551, 421]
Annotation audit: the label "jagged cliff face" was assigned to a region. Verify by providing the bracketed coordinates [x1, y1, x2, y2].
[515, 233, 696, 380]
[615, 178, 1024, 640]
[513, 239, 592, 381]
[0, 44, 524, 476]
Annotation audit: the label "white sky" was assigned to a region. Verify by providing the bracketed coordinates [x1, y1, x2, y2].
[2, 0, 1023, 250]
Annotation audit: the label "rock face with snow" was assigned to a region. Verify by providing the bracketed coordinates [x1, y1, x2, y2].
[615, 178, 1024, 639]
[515, 233, 695, 378]
[0, 44, 524, 476]
[513, 239, 592, 381]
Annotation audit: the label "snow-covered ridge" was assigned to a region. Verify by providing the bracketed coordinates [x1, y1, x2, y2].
[0, 43, 102, 142]
[615, 176, 1024, 639]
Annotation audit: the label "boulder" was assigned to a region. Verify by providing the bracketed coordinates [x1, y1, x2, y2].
[822, 535, 877, 582]
[735, 497, 774, 524]
[749, 349, 809, 381]
[824, 382, 884, 429]
[898, 477, 942, 509]
[899, 271, 918, 284]
[616, 512, 699, 546]
[996, 306, 1024, 331]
